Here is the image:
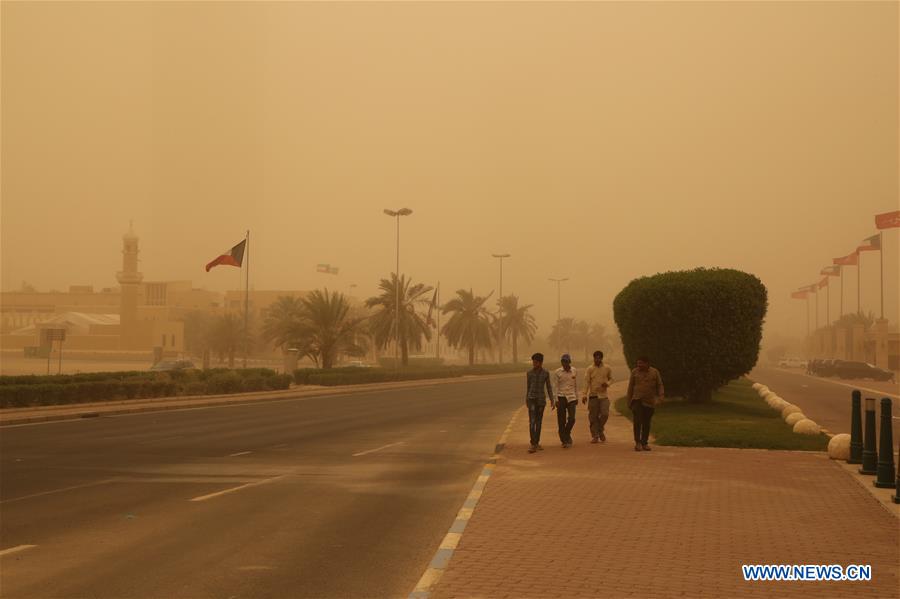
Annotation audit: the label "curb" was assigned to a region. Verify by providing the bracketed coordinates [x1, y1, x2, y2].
[409, 405, 524, 599]
[0, 373, 521, 427]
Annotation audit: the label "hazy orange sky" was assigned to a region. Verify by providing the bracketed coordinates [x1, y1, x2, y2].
[2, 1, 898, 340]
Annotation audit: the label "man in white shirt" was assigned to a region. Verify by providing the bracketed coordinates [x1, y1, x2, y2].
[553, 354, 578, 448]
[582, 350, 613, 443]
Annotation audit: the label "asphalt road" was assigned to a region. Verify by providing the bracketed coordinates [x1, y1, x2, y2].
[751, 366, 899, 441]
[0, 376, 521, 599]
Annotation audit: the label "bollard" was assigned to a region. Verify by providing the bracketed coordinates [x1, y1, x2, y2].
[893, 445, 900, 503]
[859, 397, 878, 475]
[874, 398, 896, 488]
[848, 390, 863, 464]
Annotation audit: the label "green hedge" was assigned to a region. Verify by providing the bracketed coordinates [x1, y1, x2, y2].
[613, 268, 767, 403]
[0, 369, 292, 408]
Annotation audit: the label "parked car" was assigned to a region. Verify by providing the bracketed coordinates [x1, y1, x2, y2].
[827, 360, 895, 382]
[778, 357, 807, 369]
[150, 359, 196, 371]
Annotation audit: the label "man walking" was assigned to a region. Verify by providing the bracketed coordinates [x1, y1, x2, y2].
[626, 355, 664, 451]
[553, 354, 578, 448]
[525, 352, 553, 454]
[582, 350, 613, 443]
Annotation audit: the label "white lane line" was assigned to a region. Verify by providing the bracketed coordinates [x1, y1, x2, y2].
[0, 479, 114, 505]
[352, 441, 405, 457]
[228, 451, 252, 457]
[0, 545, 37, 557]
[771, 370, 899, 400]
[189, 475, 287, 502]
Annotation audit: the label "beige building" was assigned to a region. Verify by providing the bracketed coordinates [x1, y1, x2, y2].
[1, 226, 221, 357]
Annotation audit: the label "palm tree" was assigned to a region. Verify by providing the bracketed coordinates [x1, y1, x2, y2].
[261, 295, 306, 353]
[296, 289, 366, 369]
[210, 313, 244, 367]
[500, 295, 537, 364]
[365, 273, 434, 366]
[442, 289, 493, 365]
[548, 317, 577, 356]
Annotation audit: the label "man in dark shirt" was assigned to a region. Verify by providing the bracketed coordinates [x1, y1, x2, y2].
[525, 352, 554, 453]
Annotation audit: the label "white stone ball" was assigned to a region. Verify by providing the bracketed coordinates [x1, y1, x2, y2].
[771, 398, 788, 411]
[764, 393, 780, 406]
[827, 434, 851, 460]
[781, 404, 802, 418]
[793, 419, 820, 435]
[785, 412, 806, 426]
[751, 383, 762, 391]
[757, 386, 770, 396]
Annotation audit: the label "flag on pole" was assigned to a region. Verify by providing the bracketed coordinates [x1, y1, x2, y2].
[799, 284, 817, 293]
[857, 234, 881, 252]
[820, 265, 840, 276]
[833, 252, 859, 266]
[426, 287, 439, 326]
[316, 264, 340, 275]
[818, 277, 828, 289]
[875, 210, 900, 230]
[205, 239, 246, 272]
[792, 290, 809, 299]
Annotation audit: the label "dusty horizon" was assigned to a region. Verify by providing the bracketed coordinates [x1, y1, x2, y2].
[2, 1, 898, 342]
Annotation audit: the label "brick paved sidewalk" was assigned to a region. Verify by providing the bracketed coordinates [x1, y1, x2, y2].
[430, 396, 899, 599]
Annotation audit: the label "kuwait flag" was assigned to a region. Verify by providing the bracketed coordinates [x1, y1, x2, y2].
[205, 239, 246, 272]
[316, 264, 339, 275]
[820, 265, 840, 276]
[875, 210, 900, 230]
[791, 290, 809, 300]
[833, 251, 859, 266]
[857, 234, 881, 252]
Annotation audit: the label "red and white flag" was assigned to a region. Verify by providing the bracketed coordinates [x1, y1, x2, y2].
[820, 265, 840, 276]
[857, 233, 881, 252]
[875, 210, 900, 230]
[832, 251, 859, 266]
[791, 290, 809, 300]
[205, 239, 246, 272]
[817, 277, 828, 289]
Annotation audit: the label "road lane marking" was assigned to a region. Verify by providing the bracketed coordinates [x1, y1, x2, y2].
[0, 479, 114, 504]
[773, 371, 899, 400]
[352, 441, 404, 457]
[228, 451, 252, 457]
[0, 545, 37, 557]
[409, 405, 524, 599]
[189, 475, 288, 502]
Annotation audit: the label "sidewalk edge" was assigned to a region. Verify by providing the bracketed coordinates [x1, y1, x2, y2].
[408, 405, 524, 599]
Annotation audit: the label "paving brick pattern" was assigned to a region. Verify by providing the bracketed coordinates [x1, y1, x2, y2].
[431, 406, 899, 599]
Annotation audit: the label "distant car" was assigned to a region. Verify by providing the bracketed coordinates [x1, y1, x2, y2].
[778, 357, 807, 369]
[151, 359, 196, 371]
[827, 361, 895, 382]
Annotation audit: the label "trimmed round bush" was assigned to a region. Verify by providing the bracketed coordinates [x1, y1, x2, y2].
[793, 419, 820, 435]
[785, 412, 806, 426]
[781, 404, 802, 418]
[613, 268, 767, 402]
[757, 386, 770, 396]
[827, 434, 851, 459]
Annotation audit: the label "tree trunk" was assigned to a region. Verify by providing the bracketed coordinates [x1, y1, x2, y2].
[687, 388, 712, 403]
[468, 344, 475, 366]
[512, 334, 518, 364]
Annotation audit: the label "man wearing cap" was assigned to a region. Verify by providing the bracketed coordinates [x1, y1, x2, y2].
[525, 353, 553, 453]
[582, 350, 613, 443]
[553, 354, 578, 448]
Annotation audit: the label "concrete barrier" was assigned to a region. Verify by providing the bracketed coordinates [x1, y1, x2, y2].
[793, 419, 821, 435]
[781, 404, 802, 418]
[827, 433, 851, 460]
[785, 412, 806, 426]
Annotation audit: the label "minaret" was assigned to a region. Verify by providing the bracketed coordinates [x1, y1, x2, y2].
[116, 222, 143, 349]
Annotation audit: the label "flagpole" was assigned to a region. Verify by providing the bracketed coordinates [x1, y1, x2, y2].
[856, 255, 861, 315]
[244, 229, 250, 369]
[840, 265, 844, 318]
[879, 232, 884, 320]
[815, 287, 819, 331]
[436, 282, 441, 360]
[806, 294, 810, 339]
[826, 279, 830, 326]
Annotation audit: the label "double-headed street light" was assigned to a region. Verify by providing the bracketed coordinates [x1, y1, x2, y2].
[384, 208, 413, 369]
[492, 253, 510, 364]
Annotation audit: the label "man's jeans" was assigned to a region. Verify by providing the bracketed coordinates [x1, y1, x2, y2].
[526, 398, 546, 446]
[556, 397, 576, 444]
[630, 401, 655, 445]
[588, 396, 610, 439]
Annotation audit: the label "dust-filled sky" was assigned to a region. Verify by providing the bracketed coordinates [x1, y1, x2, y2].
[2, 1, 898, 341]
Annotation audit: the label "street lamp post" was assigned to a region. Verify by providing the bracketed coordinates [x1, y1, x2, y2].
[492, 253, 510, 364]
[384, 208, 413, 371]
[548, 277, 569, 352]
